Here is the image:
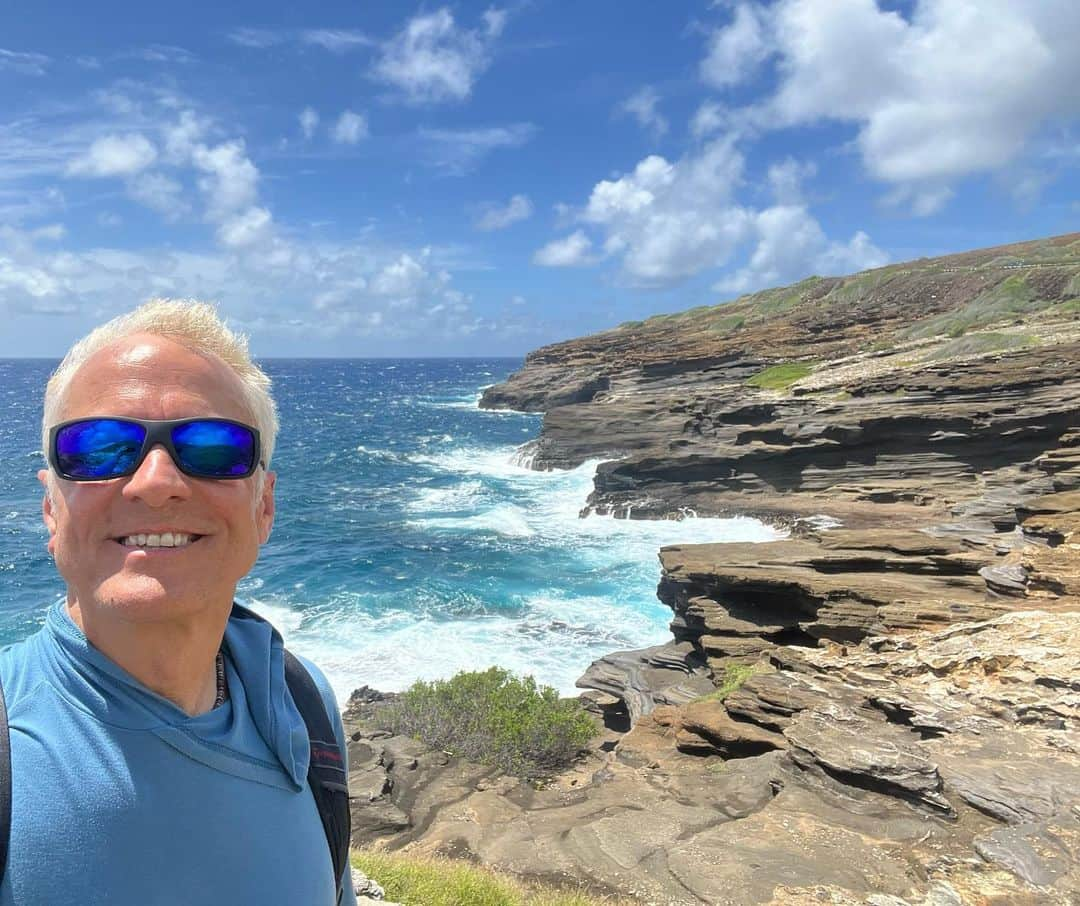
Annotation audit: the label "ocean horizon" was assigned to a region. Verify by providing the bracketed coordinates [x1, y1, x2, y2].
[0, 358, 784, 703]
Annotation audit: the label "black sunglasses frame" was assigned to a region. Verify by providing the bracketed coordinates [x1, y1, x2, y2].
[48, 416, 264, 482]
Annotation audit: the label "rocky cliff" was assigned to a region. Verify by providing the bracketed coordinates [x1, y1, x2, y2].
[347, 234, 1080, 904]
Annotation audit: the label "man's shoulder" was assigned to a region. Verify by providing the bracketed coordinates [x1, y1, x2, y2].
[0, 627, 49, 708]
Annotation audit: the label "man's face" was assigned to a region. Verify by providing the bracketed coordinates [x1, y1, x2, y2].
[38, 333, 276, 624]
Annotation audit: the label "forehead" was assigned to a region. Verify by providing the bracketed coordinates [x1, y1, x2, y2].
[59, 333, 253, 422]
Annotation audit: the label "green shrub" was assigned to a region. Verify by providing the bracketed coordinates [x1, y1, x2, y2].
[352, 850, 631, 906]
[375, 667, 598, 779]
[746, 362, 814, 391]
[695, 663, 756, 703]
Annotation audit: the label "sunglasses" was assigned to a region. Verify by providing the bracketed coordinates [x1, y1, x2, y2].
[49, 417, 263, 482]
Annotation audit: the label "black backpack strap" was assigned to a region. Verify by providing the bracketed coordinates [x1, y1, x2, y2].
[283, 650, 351, 904]
[0, 674, 10, 889]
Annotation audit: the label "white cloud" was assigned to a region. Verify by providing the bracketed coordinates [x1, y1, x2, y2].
[228, 27, 372, 52]
[548, 132, 886, 289]
[579, 137, 750, 285]
[127, 172, 188, 218]
[67, 134, 158, 178]
[533, 230, 594, 267]
[372, 7, 504, 104]
[712, 0, 1080, 212]
[190, 140, 259, 220]
[30, 224, 65, 241]
[332, 110, 369, 144]
[766, 157, 816, 204]
[618, 86, 668, 138]
[217, 206, 273, 248]
[418, 123, 536, 173]
[370, 251, 447, 303]
[0, 224, 493, 344]
[714, 204, 889, 294]
[700, 3, 771, 88]
[474, 194, 532, 231]
[301, 29, 373, 52]
[129, 44, 197, 64]
[690, 100, 727, 138]
[299, 107, 320, 140]
[227, 28, 282, 49]
[0, 48, 50, 76]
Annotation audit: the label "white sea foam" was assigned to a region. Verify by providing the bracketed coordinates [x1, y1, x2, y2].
[414, 503, 536, 538]
[261, 443, 786, 703]
[404, 480, 485, 513]
[248, 589, 673, 702]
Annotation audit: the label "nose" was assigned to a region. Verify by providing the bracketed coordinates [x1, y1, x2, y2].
[121, 444, 193, 506]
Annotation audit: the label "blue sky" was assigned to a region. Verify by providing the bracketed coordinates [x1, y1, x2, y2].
[1, 0, 1077, 357]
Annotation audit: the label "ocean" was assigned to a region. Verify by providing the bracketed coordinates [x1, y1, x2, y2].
[0, 358, 783, 703]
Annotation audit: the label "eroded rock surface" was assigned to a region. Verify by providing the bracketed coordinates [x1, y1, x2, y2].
[346, 236, 1080, 904]
[347, 612, 1080, 904]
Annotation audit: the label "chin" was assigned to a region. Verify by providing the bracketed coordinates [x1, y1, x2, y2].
[94, 576, 218, 622]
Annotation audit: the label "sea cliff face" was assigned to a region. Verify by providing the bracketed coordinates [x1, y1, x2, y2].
[347, 234, 1080, 904]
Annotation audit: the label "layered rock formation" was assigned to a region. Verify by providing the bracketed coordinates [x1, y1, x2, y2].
[349, 234, 1080, 904]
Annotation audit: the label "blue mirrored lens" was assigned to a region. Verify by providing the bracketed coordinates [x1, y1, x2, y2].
[172, 420, 255, 477]
[55, 419, 145, 479]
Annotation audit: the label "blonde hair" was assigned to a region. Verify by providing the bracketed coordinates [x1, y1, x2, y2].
[42, 299, 279, 468]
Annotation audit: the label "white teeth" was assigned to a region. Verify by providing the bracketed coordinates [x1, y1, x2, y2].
[121, 533, 194, 548]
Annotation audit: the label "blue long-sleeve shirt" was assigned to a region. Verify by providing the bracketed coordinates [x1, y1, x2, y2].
[0, 600, 358, 906]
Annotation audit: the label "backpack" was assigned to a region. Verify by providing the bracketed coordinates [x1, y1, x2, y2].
[0, 648, 351, 904]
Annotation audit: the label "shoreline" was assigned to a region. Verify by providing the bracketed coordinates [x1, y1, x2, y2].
[343, 233, 1080, 904]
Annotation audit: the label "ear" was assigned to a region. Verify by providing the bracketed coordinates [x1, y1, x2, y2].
[257, 470, 276, 544]
[38, 469, 57, 555]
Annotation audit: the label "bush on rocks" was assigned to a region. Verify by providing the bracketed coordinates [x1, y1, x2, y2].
[375, 667, 598, 779]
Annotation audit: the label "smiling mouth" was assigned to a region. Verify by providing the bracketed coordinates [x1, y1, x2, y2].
[114, 532, 204, 550]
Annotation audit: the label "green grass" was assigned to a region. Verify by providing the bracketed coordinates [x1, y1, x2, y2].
[352, 851, 632, 906]
[924, 332, 1037, 361]
[902, 273, 1055, 340]
[704, 314, 746, 334]
[694, 663, 756, 703]
[746, 362, 814, 391]
[373, 668, 598, 779]
[822, 268, 896, 304]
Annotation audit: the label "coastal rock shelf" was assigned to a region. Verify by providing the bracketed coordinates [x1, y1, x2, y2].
[345, 611, 1080, 904]
[346, 234, 1080, 904]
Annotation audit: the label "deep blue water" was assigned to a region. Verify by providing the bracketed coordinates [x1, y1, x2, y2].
[0, 358, 781, 700]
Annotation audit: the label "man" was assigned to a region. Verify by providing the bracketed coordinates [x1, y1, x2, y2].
[0, 300, 357, 905]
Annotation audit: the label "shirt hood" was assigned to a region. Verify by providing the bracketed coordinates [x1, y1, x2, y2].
[40, 600, 310, 791]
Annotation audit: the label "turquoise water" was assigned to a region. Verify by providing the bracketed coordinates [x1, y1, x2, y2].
[0, 358, 782, 700]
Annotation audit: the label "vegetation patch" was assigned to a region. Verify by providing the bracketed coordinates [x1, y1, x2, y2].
[902, 273, 1054, 341]
[924, 332, 1037, 362]
[823, 268, 896, 304]
[352, 850, 628, 906]
[695, 663, 757, 703]
[746, 362, 814, 391]
[373, 667, 598, 779]
[705, 314, 746, 334]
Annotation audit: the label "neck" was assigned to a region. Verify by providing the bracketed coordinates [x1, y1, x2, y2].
[66, 596, 230, 716]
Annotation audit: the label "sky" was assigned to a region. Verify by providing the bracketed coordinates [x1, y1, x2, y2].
[1, 0, 1077, 357]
